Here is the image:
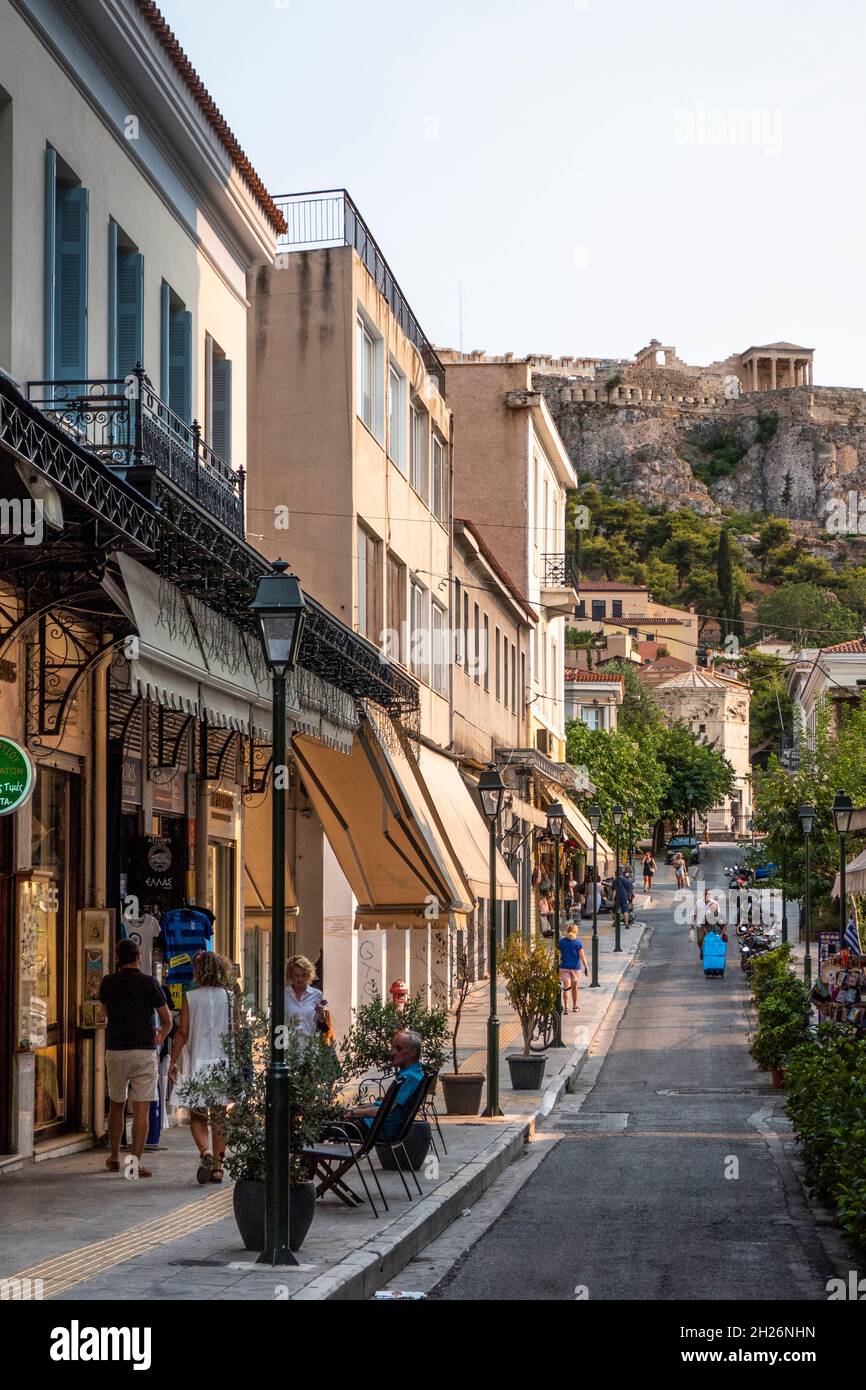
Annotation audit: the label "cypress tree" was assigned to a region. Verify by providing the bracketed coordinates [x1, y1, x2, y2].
[717, 529, 734, 637]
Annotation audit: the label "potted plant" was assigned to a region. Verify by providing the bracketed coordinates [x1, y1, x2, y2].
[339, 989, 448, 1170]
[178, 1011, 342, 1252]
[438, 953, 485, 1116]
[500, 934, 560, 1090]
[749, 974, 811, 1087]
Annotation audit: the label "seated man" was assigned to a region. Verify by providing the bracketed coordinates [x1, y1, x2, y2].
[344, 1030, 426, 1143]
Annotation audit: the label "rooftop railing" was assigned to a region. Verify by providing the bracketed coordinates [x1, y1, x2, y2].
[272, 189, 445, 397]
[27, 368, 245, 537]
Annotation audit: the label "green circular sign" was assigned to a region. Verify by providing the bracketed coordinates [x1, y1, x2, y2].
[0, 737, 35, 816]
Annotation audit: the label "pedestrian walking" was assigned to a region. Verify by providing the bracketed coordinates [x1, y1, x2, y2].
[702, 817, 710, 845]
[170, 951, 238, 1184]
[673, 851, 688, 890]
[538, 892, 552, 936]
[99, 938, 173, 1177]
[618, 867, 632, 928]
[692, 888, 721, 956]
[558, 925, 589, 1013]
[642, 851, 656, 898]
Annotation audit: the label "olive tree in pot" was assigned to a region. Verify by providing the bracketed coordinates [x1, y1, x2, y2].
[438, 953, 485, 1116]
[500, 934, 560, 1090]
[178, 1011, 342, 1252]
[339, 989, 448, 1170]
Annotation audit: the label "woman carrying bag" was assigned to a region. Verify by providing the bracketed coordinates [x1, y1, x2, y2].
[170, 951, 238, 1185]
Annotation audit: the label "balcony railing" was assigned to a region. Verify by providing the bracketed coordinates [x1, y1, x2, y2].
[272, 188, 445, 397]
[27, 369, 245, 537]
[541, 553, 579, 590]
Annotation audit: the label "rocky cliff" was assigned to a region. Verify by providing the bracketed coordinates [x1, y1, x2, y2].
[536, 376, 866, 529]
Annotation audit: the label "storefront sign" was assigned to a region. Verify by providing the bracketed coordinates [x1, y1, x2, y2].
[127, 828, 184, 910]
[818, 931, 841, 969]
[0, 737, 35, 816]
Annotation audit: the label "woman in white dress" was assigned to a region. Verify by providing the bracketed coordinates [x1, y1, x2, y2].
[170, 951, 236, 1184]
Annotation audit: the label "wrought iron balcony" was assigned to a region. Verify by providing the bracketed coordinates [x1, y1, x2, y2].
[272, 188, 445, 397]
[27, 369, 245, 537]
[541, 553, 579, 590]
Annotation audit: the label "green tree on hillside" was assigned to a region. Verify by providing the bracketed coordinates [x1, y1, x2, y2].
[755, 583, 861, 646]
[755, 517, 791, 576]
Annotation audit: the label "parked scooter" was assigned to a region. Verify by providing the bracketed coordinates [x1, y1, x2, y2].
[740, 929, 778, 974]
[724, 863, 753, 890]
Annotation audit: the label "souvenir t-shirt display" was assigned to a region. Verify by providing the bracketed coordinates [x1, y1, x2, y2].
[157, 908, 214, 1000]
[120, 912, 162, 976]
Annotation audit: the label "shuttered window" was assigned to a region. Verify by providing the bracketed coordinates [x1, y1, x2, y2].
[161, 281, 192, 424]
[108, 222, 144, 382]
[207, 342, 232, 463]
[45, 154, 88, 385]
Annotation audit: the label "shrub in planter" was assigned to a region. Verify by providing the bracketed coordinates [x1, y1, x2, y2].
[179, 1012, 342, 1252]
[749, 974, 810, 1076]
[339, 990, 449, 1081]
[438, 953, 485, 1116]
[749, 941, 795, 1005]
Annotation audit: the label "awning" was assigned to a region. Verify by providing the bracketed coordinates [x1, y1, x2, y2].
[111, 553, 357, 751]
[417, 747, 517, 900]
[243, 796, 299, 925]
[292, 712, 475, 930]
[541, 782, 614, 874]
[833, 847, 866, 899]
[508, 793, 547, 829]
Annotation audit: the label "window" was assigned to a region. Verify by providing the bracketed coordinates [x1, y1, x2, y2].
[575, 600, 586, 619]
[387, 552, 406, 663]
[388, 363, 406, 472]
[591, 600, 606, 621]
[473, 603, 480, 685]
[464, 591, 470, 676]
[431, 432, 447, 523]
[454, 579, 463, 664]
[45, 148, 89, 383]
[612, 599, 623, 618]
[483, 614, 490, 691]
[495, 626, 501, 701]
[358, 317, 374, 430]
[432, 601, 448, 696]
[410, 579, 428, 681]
[108, 221, 143, 384]
[356, 523, 380, 640]
[581, 706, 603, 731]
[160, 282, 192, 424]
[512, 642, 517, 711]
[410, 402, 429, 500]
[521, 652, 526, 710]
[502, 633, 507, 705]
[205, 334, 232, 462]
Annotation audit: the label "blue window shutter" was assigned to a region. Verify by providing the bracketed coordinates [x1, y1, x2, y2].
[54, 184, 88, 383]
[107, 220, 118, 378]
[116, 250, 144, 383]
[44, 149, 57, 379]
[211, 357, 231, 462]
[160, 281, 170, 400]
[169, 307, 192, 424]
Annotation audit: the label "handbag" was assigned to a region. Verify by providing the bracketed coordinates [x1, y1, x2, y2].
[688, 925, 696, 943]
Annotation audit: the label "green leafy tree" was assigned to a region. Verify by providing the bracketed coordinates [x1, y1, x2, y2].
[732, 648, 794, 751]
[756, 583, 861, 646]
[655, 720, 736, 824]
[597, 658, 665, 744]
[778, 554, 838, 588]
[565, 719, 667, 844]
[717, 528, 735, 637]
[755, 517, 791, 576]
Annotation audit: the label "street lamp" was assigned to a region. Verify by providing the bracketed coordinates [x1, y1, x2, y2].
[685, 784, 695, 840]
[832, 790, 854, 946]
[249, 559, 307, 1267]
[799, 802, 815, 991]
[612, 804, 623, 954]
[588, 802, 602, 988]
[625, 798, 635, 870]
[546, 801, 567, 1047]
[478, 763, 506, 1116]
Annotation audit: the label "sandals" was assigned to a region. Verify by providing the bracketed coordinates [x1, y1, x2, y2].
[211, 1154, 225, 1184]
[105, 1156, 120, 1172]
[196, 1152, 214, 1185]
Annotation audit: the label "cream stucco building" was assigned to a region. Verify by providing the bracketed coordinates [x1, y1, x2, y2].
[647, 668, 752, 836]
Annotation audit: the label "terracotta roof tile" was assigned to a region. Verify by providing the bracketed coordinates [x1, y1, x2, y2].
[136, 2, 287, 235]
[455, 518, 538, 622]
[577, 581, 648, 592]
[565, 670, 624, 686]
[821, 638, 866, 654]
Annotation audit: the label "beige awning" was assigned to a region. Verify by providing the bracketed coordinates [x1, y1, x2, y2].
[508, 793, 547, 829]
[418, 748, 518, 900]
[242, 794, 298, 925]
[292, 712, 475, 930]
[833, 846, 866, 899]
[544, 785, 615, 875]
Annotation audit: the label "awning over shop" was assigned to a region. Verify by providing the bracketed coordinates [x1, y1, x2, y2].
[507, 793, 547, 829]
[243, 797, 299, 925]
[540, 781, 615, 875]
[292, 712, 475, 930]
[111, 553, 358, 751]
[833, 847, 866, 900]
[417, 746, 517, 900]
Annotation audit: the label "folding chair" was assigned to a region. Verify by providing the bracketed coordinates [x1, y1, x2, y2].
[372, 1068, 437, 1200]
[421, 1068, 448, 1156]
[301, 1079, 401, 1219]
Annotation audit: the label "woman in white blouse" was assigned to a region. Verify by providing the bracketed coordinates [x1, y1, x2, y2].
[285, 954, 326, 1038]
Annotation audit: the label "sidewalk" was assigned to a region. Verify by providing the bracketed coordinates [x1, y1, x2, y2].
[0, 912, 654, 1302]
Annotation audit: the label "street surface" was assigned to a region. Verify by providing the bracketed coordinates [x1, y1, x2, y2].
[434, 846, 837, 1301]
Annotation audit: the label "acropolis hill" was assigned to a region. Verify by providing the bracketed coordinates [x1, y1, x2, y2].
[438, 341, 866, 525]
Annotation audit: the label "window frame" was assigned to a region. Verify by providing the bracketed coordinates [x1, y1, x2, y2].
[410, 399, 429, 502]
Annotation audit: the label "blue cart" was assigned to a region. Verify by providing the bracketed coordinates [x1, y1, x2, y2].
[702, 931, 727, 978]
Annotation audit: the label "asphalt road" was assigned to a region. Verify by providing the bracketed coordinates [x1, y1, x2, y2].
[433, 846, 835, 1302]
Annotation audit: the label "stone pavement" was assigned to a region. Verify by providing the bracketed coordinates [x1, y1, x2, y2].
[0, 907, 652, 1302]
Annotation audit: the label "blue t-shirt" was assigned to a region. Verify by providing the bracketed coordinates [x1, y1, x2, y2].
[364, 1061, 425, 1141]
[158, 909, 213, 986]
[559, 937, 585, 970]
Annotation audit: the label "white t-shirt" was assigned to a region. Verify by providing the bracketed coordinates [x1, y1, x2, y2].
[285, 985, 324, 1037]
[125, 913, 161, 976]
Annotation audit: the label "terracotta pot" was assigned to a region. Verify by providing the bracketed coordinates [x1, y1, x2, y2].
[771, 1067, 785, 1089]
[439, 1072, 485, 1116]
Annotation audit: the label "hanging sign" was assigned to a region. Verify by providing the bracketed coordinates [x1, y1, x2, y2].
[0, 737, 35, 816]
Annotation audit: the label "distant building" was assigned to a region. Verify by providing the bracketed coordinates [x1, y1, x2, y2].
[788, 638, 866, 749]
[573, 582, 700, 667]
[564, 670, 624, 731]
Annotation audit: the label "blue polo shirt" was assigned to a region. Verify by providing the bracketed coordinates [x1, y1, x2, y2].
[367, 1061, 425, 1141]
[559, 937, 585, 970]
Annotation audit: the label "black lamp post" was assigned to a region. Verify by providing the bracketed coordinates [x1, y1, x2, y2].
[478, 763, 506, 1116]
[626, 798, 635, 871]
[588, 801, 602, 988]
[780, 841, 789, 944]
[249, 559, 307, 1266]
[547, 801, 567, 1046]
[685, 784, 695, 840]
[832, 790, 854, 946]
[799, 802, 815, 991]
[612, 804, 623, 953]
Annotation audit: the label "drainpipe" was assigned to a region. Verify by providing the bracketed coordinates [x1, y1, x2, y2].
[92, 656, 109, 1141]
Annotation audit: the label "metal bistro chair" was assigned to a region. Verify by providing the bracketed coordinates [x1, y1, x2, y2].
[372, 1067, 438, 1202]
[302, 1080, 402, 1219]
[420, 1068, 448, 1156]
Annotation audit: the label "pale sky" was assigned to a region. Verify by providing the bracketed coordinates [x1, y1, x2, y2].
[161, 0, 866, 387]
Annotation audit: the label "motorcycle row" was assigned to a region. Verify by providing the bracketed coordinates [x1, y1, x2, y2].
[724, 863, 779, 976]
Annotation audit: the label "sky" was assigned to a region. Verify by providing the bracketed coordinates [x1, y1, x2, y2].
[160, 0, 866, 387]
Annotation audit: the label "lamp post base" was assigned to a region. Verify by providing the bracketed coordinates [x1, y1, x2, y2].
[589, 934, 600, 987]
[482, 1015, 502, 1117]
